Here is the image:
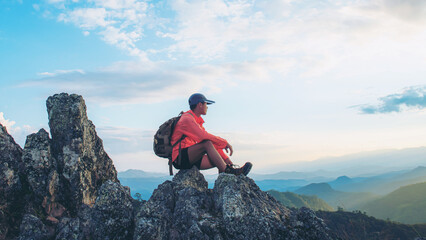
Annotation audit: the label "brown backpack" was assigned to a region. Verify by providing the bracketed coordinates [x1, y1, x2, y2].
[153, 112, 186, 175]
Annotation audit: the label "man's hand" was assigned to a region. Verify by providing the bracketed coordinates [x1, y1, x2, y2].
[225, 143, 233, 156]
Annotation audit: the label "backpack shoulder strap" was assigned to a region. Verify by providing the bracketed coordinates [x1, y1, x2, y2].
[187, 111, 195, 118]
[169, 111, 187, 176]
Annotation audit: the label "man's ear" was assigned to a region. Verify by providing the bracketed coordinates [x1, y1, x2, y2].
[197, 102, 203, 108]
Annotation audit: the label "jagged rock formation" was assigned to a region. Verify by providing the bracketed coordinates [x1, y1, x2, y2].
[46, 93, 118, 214]
[0, 93, 337, 240]
[0, 93, 119, 239]
[134, 167, 335, 240]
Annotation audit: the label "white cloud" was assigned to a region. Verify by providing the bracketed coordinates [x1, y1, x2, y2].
[20, 56, 295, 105]
[52, 0, 150, 59]
[155, 0, 426, 75]
[90, 0, 145, 10]
[0, 112, 37, 147]
[38, 69, 85, 77]
[99, 26, 145, 57]
[382, 0, 426, 22]
[43, 0, 426, 72]
[33, 4, 40, 11]
[58, 8, 111, 29]
[163, 0, 260, 59]
[358, 86, 426, 114]
[0, 112, 16, 131]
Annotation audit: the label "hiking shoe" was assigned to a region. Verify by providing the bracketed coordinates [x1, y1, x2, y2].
[224, 165, 240, 175]
[241, 162, 252, 176]
[225, 162, 253, 176]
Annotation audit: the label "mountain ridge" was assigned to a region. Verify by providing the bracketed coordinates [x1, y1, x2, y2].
[361, 181, 426, 224]
[295, 183, 378, 210]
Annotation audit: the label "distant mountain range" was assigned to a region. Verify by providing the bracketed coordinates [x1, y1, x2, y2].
[329, 166, 426, 195]
[250, 170, 335, 181]
[267, 190, 333, 211]
[269, 147, 426, 177]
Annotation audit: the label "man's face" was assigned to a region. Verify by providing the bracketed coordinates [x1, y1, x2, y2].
[200, 102, 208, 115]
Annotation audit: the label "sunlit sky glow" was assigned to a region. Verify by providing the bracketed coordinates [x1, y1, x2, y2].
[1, 0, 426, 174]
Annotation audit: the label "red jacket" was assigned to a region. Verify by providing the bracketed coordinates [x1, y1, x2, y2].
[171, 110, 228, 162]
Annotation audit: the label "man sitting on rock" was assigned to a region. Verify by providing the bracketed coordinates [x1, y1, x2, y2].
[171, 93, 252, 175]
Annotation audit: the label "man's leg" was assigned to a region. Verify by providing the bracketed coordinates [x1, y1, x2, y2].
[187, 140, 227, 172]
[215, 146, 233, 165]
[199, 155, 215, 170]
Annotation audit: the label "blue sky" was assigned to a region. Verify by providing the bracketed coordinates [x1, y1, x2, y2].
[1, 0, 426, 174]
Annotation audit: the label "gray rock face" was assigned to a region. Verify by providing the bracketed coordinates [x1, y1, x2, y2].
[46, 93, 118, 214]
[134, 168, 215, 240]
[134, 167, 336, 240]
[55, 181, 135, 240]
[0, 124, 23, 200]
[0, 124, 24, 239]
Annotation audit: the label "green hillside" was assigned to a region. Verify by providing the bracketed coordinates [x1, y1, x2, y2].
[267, 190, 333, 211]
[361, 181, 426, 224]
[295, 183, 378, 210]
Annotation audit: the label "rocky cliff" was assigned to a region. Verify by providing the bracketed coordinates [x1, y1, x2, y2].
[0, 123, 24, 238]
[0, 93, 337, 240]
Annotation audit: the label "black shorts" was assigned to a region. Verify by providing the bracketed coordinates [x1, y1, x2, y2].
[173, 148, 203, 170]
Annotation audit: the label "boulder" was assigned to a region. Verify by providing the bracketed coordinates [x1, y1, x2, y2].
[54, 204, 93, 240]
[91, 180, 135, 240]
[17, 214, 50, 240]
[213, 173, 290, 239]
[22, 129, 65, 222]
[55, 217, 83, 240]
[22, 129, 55, 199]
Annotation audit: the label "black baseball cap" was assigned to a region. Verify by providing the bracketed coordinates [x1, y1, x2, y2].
[188, 93, 215, 105]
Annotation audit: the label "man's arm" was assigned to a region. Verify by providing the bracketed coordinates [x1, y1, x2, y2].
[179, 114, 228, 149]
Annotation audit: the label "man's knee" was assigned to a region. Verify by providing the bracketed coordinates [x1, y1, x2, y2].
[201, 140, 214, 148]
